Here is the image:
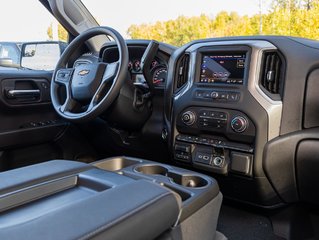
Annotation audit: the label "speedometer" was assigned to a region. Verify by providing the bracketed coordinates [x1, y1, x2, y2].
[152, 66, 167, 86]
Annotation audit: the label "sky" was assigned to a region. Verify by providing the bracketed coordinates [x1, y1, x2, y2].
[0, 0, 266, 42]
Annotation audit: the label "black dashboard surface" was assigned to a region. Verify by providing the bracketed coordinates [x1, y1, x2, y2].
[75, 37, 319, 208]
[163, 36, 319, 208]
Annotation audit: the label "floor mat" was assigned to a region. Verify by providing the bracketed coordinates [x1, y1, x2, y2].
[217, 205, 285, 240]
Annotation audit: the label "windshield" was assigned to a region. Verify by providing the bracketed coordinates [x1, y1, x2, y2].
[82, 0, 319, 46]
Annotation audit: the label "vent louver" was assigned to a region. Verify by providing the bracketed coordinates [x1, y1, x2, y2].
[175, 54, 190, 92]
[260, 51, 283, 95]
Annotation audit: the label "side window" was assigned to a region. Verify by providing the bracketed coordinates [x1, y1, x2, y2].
[0, 1, 68, 71]
[0, 44, 20, 64]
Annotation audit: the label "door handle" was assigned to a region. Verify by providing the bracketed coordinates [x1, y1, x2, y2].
[6, 89, 40, 99]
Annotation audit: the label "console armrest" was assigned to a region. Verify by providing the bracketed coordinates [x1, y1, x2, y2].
[0, 161, 181, 240]
[0, 160, 92, 195]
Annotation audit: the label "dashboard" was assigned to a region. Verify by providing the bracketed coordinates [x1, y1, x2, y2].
[101, 43, 170, 89]
[164, 36, 319, 208]
[75, 37, 319, 209]
[74, 41, 172, 91]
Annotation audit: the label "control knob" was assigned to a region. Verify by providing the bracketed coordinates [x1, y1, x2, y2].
[213, 157, 224, 167]
[181, 111, 196, 126]
[211, 91, 219, 99]
[231, 116, 248, 133]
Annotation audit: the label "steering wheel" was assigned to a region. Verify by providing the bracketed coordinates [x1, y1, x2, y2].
[50, 26, 129, 122]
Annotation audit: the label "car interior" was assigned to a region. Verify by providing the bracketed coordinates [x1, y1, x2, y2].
[1, 0, 319, 239]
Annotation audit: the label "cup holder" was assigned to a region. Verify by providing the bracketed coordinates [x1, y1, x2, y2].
[134, 164, 208, 188]
[168, 172, 208, 188]
[94, 157, 140, 171]
[134, 165, 169, 176]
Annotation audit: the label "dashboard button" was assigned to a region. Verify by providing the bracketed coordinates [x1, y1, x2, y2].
[220, 92, 228, 99]
[218, 112, 227, 119]
[195, 91, 204, 98]
[203, 92, 211, 98]
[209, 111, 216, 117]
[228, 92, 240, 101]
[199, 110, 209, 117]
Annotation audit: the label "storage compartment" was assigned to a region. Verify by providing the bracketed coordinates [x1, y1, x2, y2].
[163, 184, 192, 201]
[94, 157, 141, 171]
[0, 159, 222, 240]
[167, 172, 209, 188]
[0, 175, 109, 215]
[0, 160, 183, 240]
[92, 157, 219, 222]
[135, 165, 169, 175]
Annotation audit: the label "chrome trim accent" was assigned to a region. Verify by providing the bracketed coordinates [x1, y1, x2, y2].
[174, 52, 196, 100]
[175, 40, 282, 140]
[7, 89, 41, 98]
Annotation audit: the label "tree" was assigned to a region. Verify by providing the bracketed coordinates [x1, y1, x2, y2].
[272, 0, 319, 10]
[271, 0, 300, 10]
[47, 23, 68, 42]
[127, 0, 319, 46]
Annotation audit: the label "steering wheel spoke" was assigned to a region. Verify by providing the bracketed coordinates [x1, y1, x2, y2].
[86, 61, 120, 112]
[102, 61, 119, 84]
[60, 97, 77, 113]
[87, 81, 108, 112]
[59, 82, 78, 113]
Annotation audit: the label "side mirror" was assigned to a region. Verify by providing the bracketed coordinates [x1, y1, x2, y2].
[21, 41, 67, 71]
[0, 58, 20, 69]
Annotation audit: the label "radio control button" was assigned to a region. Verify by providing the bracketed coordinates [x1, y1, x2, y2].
[220, 93, 228, 99]
[211, 91, 219, 99]
[203, 92, 211, 98]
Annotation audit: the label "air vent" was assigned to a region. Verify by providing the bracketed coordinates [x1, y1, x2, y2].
[175, 53, 190, 92]
[260, 51, 283, 96]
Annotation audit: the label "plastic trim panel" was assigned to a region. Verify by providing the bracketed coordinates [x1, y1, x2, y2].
[177, 40, 283, 140]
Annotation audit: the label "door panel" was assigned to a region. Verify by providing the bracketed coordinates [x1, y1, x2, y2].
[0, 70, 69, 169]
[0, 70, 65, 134]
[0, 69, 98, 171]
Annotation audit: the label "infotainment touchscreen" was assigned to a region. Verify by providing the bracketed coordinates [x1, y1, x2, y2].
[199, 53, 246, 84]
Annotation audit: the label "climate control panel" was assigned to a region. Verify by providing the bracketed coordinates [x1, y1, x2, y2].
[198, 110, 227, 130]
[176, 107, 255, 144]
[174, 107, 255, 175]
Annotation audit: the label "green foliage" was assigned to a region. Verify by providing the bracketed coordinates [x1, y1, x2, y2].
[47, 23, 68, 42]
[127, 1, 319, 46]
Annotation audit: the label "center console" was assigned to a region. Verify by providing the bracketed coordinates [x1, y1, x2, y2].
[0, 158, 222, 240]
[173, 45, 256, 177]
[165, 40, 284, 207]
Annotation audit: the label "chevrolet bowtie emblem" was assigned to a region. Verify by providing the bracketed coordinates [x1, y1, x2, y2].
[78, 70, 90, 76]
